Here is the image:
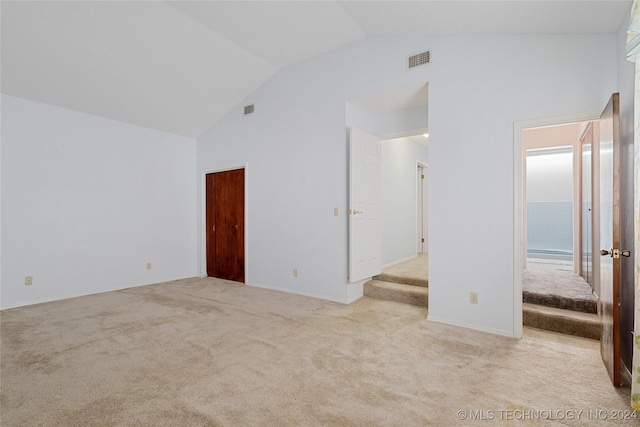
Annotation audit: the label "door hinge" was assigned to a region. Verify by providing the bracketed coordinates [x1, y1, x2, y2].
[421, 238, 425, 243]
[421, 174, 425, 179]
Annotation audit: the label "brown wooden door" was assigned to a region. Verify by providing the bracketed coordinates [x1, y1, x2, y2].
[598, 93, 621, 386]
[206, 169, 245, 283]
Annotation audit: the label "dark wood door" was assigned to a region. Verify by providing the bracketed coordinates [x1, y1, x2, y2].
[599, 93, 621, 386]
[206, 169, 245, 283]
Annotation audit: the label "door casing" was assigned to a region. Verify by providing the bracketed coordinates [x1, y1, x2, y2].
[513, 113, 599, 339]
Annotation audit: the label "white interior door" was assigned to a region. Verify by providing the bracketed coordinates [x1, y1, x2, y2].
[349, 127, 381, 282]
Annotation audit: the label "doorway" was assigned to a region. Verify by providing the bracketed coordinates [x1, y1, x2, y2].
[346, 82, 429, 284]
[380, 134, 429, 268]
[513, 114, 599, 339]
[205, 168, 245, 283]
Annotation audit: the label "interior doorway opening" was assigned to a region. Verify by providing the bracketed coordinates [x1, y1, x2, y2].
[379, 134, 429, 268]
[346, 83, 429, 308]
[345, 82, 429, 284]
[518, 120, 599, 342]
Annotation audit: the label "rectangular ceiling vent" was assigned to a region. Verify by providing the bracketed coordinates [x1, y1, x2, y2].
[244, 104, 254, 115]
[408, 50, 430, 70]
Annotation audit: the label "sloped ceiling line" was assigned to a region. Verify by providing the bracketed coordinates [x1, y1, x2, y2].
[0, 1, 632, 138]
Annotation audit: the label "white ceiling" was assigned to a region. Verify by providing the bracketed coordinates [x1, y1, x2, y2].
[1, 1, 632, 138]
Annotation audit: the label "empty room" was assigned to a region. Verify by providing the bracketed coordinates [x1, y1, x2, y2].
[2, 1, 640, 425]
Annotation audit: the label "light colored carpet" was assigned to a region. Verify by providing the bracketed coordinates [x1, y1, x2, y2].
[377, 254, 428, 287]
[1, 277, 634, 426]
[524, 260, 597, 313]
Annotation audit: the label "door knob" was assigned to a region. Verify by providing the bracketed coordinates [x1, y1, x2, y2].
[601, 248, 632, 258]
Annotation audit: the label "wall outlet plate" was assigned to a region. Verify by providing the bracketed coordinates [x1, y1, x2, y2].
[25, 276, 33, 286]
[470, 292, 478, 304]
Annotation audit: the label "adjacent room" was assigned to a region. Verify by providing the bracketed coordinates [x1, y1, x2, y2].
[2, 1, 639, 424]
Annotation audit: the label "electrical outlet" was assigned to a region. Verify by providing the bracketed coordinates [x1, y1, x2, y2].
[25, 276, 33, 286]
[470, 292, 478, 304]
[333, 207, 339, 216]
[293, 268, 298, 277]
[146, 262, 152, 270]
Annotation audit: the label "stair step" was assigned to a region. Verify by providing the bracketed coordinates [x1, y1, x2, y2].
[372, 273, 428, 288]
[523, 303, 600, 340]
[364, 280, 428, 307]
[523, 291, 596, 314]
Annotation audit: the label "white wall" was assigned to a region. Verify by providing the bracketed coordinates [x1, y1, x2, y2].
[197, 34, 617, 336]
[372, 106, 429, 139]
[1, 95, 198, 309]
[526, 151, 574, 202]
[381, 137, 428, 265]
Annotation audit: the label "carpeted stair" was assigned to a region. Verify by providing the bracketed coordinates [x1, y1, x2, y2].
[523, 303, 600, 340]
[364, 274, 428, 307]
[364, 258, 600, 340]
[523, 267, 601, 340]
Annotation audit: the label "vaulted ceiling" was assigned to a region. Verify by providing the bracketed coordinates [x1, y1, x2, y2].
[1, 1, 631, 138]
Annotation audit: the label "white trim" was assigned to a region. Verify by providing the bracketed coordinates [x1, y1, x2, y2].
[383, 255, 418, 269]
[426, 315, 516, 339]
[248, 281, 351, 304]
[573, 138, 581, 275]
[513, 113, 599, 340]
[0, 276, 191, 310]
[416, 160, 428, 255]
[346, 279, 367, 303]
[199, 163, 249, 282]
[379, 127, 429, 141]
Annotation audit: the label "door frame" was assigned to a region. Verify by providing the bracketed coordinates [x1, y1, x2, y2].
[416, 161, 428, 254]
[200, 164, 249, 281]
[513, 113, 599, 339]
[579, 122, 595, 289]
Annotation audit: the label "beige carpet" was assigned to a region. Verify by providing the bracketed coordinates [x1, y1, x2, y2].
[379, 254, 428, 287]
[1, 277, 634, 426]
[524, 260, 597, 313]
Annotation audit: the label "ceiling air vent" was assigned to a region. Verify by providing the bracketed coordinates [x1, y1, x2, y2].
[408, 50, 430, 69]
[244, 104, 254, 115]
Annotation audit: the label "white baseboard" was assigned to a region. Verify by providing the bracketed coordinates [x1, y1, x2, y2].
[346, 279, 366, 303]
[246, 282, 350, 304]
[426, 315, 517, 338]
[383, 254, 418, 269]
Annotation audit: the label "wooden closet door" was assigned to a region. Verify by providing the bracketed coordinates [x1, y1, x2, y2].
[206, 169, 245, 283]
